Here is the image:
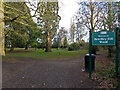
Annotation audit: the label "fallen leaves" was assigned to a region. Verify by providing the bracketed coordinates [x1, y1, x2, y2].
[22, 77, 24, 79]
[43, 83, 46, 86]
[32, 85, 34, 88]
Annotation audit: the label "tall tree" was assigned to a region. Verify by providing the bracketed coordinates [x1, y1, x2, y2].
[101, 2, 118, 57]
[58, 27, 67, 47]
[77, 2, 107, 54]
[37, 2, 60, 52]
[24, 19, 39, 50]
[4, 2, 35, 51]
[0, 0, 40, 55]
[103, 2, 117, 30]
[74, 17, 87, 44]
[70, 19, 75, 43]
[77, 2, 106, 31]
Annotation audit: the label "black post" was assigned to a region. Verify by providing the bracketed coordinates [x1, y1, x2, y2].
[116, 27, 119, 75]
[89, 29, 92, 79]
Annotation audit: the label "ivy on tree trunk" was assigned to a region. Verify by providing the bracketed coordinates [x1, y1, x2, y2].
[0, 0, 5, 56]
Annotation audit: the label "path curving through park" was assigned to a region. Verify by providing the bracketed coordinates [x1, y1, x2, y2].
[2, 57, 99, 88]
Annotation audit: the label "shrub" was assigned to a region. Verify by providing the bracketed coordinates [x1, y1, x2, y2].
[68, 42, 80, 51]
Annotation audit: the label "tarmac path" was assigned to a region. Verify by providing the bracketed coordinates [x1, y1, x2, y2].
[2, 57, 99, 88]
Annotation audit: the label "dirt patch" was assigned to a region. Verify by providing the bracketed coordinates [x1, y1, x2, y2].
[92, 54, 119, 88]
[95, 54, 113, 70]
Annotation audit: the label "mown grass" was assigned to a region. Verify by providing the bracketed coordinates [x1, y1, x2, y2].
[3, 48, 88, 60]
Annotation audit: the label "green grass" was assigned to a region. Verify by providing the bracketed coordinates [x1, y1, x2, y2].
[5, 48, 25, 51]
[3, 48, 88, 60]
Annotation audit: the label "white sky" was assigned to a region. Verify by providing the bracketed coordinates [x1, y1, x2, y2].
[58, 0, 120, 30]
[58, 0, 89, 42]
[58, 0, 79, 30]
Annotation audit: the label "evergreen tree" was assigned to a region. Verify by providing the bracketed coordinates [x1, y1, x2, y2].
[4, 2, 39, 51]
[70, 19, 75, 43]
[37, 2, 60, 52]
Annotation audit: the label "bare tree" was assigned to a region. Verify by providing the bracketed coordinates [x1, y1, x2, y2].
[77, 2, 106, 32]
[70, 18, 75, 43]
[58, 27, 67, 47]
[76, 2, 106, 54]
[101, 2, 118, 57]
[76, 23, 87, 44]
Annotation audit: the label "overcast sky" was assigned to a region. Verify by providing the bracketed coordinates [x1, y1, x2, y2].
[58, 0, 79, 30]
[58, 0, 90, 42]
[30, 0, 119, 42]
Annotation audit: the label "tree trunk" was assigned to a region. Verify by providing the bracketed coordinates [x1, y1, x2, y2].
[108, 46, 112, 57]
[25, 45, 28, 50]
[25, 42, 29, 50]
[92, 46, 98, 55]
[45, 31, 51, 52]
[0, 0, 5, 56]
[77, 33, 80, 45]
[90, 2, 94, 32]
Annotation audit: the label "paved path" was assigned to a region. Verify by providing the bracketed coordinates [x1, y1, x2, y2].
[2, 57, 99, 88]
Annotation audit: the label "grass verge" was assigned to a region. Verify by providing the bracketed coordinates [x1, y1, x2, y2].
[3, 48, 88, 61]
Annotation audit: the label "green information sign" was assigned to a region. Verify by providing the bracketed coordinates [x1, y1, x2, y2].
[89, 28, 119, 79]
[92, 30, 115, 46]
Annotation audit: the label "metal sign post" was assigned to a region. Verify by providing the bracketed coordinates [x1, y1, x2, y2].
[89, 27, 119, 79]
[116, 27, 119, 75]
[89, 29, 92, 79]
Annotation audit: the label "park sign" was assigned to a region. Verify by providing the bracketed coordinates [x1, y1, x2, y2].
[89, 28, 119, 79]
[92, 30, 115, 46]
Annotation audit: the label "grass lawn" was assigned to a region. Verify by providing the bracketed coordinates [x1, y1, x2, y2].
[3, 48, 88, 60]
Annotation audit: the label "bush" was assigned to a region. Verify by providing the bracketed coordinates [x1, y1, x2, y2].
[68, 42, 80, 51]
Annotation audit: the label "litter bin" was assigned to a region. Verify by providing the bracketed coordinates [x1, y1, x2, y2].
[85, 54, 95, 71]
